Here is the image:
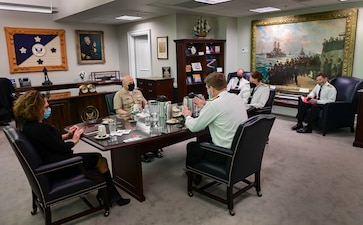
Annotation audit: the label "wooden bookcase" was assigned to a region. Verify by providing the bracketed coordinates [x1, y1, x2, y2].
[174, 39, 225, 102]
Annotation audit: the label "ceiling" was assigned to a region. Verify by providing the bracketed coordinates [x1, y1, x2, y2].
[3, 0, 363, 25]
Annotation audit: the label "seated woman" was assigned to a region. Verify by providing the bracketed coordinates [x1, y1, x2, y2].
[12, 90, 130, 207]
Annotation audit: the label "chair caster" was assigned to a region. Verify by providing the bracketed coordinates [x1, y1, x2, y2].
[188, 191, 193, 197]
[229, 209, 235, 216]
[257, 191, 262, 197]
[104, 210, 110, 217]
[31, 209, 37, 215]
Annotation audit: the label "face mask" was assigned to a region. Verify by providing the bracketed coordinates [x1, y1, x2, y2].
[128, 83, 135, 91]
[250, 82, 257, 88]
[43, 108, 51, 119]
[207, 89, 212, 99]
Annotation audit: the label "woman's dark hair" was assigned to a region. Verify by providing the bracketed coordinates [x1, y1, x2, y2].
[250, 71, 263, 82]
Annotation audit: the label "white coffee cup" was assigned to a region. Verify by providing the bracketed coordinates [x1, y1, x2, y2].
[98, 124, 107, 137]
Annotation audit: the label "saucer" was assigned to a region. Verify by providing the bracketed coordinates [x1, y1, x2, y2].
[94, 134, 110, 140]
[166, 118, 179, 125]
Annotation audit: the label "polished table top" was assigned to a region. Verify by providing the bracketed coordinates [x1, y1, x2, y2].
[77, 115, 191, 151]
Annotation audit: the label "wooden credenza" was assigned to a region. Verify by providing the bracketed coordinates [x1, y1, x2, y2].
[136, 77, 174, 101]
[353, 90, 363, 148]
[15, 81, 121, 131]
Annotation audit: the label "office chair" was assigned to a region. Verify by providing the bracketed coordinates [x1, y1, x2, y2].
[3, 126, 110, 225]
[186, 115, 275, 216]
[104, 92, 116, 115]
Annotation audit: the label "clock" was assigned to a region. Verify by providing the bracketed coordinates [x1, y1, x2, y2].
[87, 83, 96, 93]
[79, 84, 88, 94]
[190, 46, 197, 55]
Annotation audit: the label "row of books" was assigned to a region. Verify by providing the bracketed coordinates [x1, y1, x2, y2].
[186, 74, 202, 84]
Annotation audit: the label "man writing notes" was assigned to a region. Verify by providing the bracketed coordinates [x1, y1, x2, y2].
[291, 72, 337, 133]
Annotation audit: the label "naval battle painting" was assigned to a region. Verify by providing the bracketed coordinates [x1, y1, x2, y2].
[251, 8, 357, 91]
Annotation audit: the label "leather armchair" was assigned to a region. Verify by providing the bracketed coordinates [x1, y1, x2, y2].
[254, 88, 276, 115]
[3, 126, 110, 225]
[186, 115, 276, 216]
[315, 77, 363, 136]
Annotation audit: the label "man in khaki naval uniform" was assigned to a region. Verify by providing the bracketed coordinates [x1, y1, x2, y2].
[113, 75, 163, 161]
[113, 75, 147, 120]
[292, 72, 337, 133]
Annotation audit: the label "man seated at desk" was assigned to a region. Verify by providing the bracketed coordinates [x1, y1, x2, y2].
[227, 68, 250, 99]
[113, 75, 163, 162]
[182, 72, 248, 185]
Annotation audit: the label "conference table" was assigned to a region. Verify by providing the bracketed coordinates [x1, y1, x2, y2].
[77, 115, 209, 202]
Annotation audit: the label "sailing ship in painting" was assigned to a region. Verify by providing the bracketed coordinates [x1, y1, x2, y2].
[257, 33, 344, 88]
[266, 40, 286, 58]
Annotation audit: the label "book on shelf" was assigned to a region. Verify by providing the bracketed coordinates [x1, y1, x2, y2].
[192, 74, 202, 83]
[191, 62, 202, 71]
[186, 65, 192, 72]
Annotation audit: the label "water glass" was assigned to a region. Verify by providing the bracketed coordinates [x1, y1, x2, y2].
[108, 120, 117, 135]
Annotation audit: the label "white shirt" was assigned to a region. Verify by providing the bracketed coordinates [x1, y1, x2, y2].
[308, 82, 337, 104]
[185, 90, 248, 149]
[246, 83, 270, 109]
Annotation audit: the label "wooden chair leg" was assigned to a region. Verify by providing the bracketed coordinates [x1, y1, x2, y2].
[255, 172, 262, 196]
[45, 207, 51, 225]
[227, 186, 235, 216]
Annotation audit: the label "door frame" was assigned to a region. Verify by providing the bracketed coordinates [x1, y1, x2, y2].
[127, 29, 152, 79]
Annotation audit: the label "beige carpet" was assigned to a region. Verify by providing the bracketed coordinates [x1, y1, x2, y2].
[1, 115, 363, 225]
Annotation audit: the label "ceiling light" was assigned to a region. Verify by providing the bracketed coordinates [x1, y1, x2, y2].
[194, 0, 231, 5]
[249, 7, 281, 13]
[0, 2, 54, 14]
[116, 15, 142, 21]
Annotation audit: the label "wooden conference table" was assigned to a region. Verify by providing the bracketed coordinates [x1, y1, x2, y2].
[78, 115, 209, 202]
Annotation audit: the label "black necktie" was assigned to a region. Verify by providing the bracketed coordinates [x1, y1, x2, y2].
[318, 86, 322, 100]
[235, 77, 241, 89]
[248, 87, 255, 104]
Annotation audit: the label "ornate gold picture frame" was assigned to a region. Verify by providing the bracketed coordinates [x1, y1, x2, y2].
[4, 27, 68, 74]
[76, 30, 105, 64]
[251, 8, 358, 91]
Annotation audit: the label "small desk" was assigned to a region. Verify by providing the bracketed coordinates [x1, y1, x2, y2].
[78, 116, 209, 202]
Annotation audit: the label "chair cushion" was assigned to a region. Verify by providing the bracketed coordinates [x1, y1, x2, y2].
[191, 159, 228, 182]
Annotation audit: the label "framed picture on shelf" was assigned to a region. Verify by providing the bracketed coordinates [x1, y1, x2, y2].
[162, 66, 171, 78]
[214, 46, 220, 53]
[191, 62, 202, 71]
[157, 36, 168, 59]
[193, 74, 202, 83]
[186, 76, 193, 84]
[76, 30, 105, 65]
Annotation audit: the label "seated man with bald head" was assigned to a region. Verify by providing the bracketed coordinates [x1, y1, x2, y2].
[113, 75, 162, 162]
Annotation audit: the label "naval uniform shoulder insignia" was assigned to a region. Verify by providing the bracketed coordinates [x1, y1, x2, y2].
[208, 96, 220, 101]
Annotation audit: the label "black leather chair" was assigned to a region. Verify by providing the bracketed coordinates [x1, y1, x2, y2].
[0, 78, 15, 125]
[313, 77, 363, 135]
[104, 92, 116, 115]
[254, 88, 276, 115]
[3, 126, 110, 225]
[186, 115, 276, 216]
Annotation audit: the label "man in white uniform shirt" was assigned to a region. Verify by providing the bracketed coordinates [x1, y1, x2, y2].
[245, 71, 270, 117]
[292, 72, 337, 133]
[227, 69, 250, 100]
[182, 72, 248, 184]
